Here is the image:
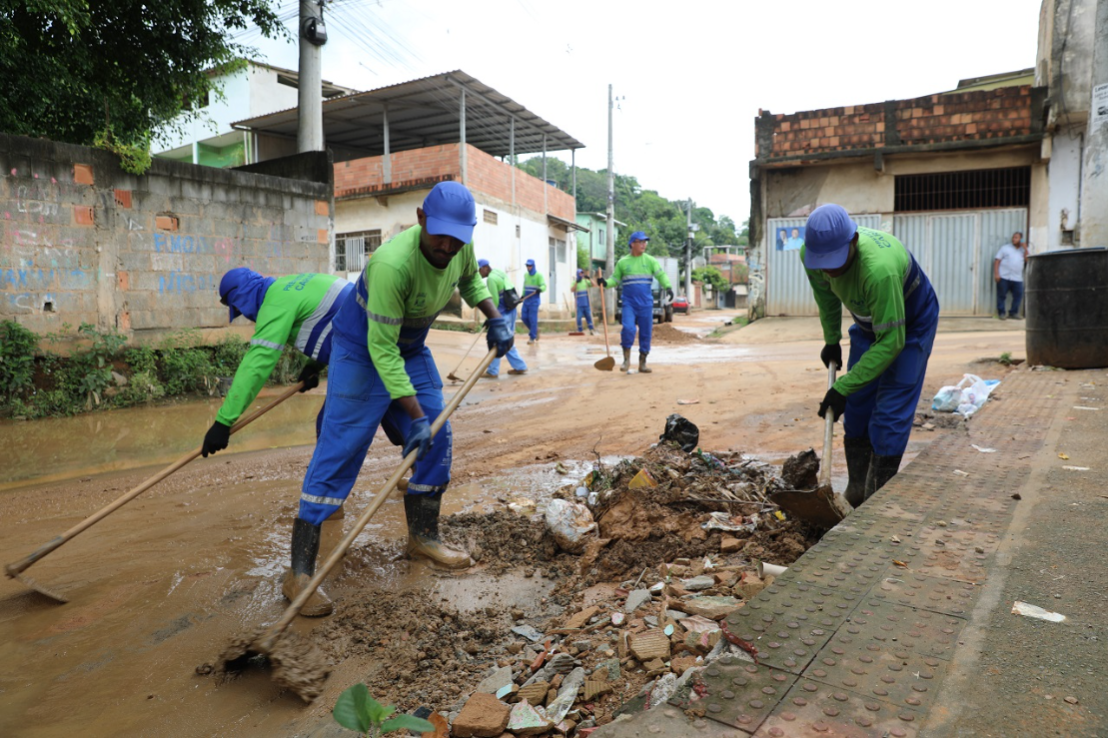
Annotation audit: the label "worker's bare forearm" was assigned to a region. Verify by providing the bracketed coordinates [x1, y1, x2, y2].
[396, 395, 425, 421]
[475, 298, 501, 321]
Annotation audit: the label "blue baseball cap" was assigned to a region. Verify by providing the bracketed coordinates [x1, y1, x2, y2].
[422, 181, 477, 244]
[478, 258, 490, 269]
[525, 258, 535, 267]
[628, 230, 649, 245]
[803, 204, 858, 270]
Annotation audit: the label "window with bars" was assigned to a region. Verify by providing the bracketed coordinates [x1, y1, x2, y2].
[335, 230, 382, 272]
[483, 209, 498, 225]
[894, 167, 1031, 212]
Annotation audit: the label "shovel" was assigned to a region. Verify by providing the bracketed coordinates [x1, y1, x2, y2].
[594, 288, 615, 371]
[217, 348, 498, 702]
[5, 381, 307, 602]
[446, 327, 486, 383]
[768, 363, 848, 531]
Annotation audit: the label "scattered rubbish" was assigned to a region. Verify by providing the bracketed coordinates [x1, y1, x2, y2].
[1065, 696, 1079, 705]
[681, 575, 715, 592]
[627, 468, 658, 489]
[610, 612, 625, 626]
[1012, 601, 1067, 623]
[658, 414, 699, 452]
[1059, 453, 1070, 460]
[1062, 466, 1091, 471]
[575, 486, 589, 498]
[663, 624, 674, 637]
[508, 498, 536, 515]
[1012, 493, 1022, 500]
[623, 589, 652, 614]
[701, 511, 756, 533]
[554, 462, 570, 475]
[954, 469, 970, 477]
[756, 561, 788, 579]
[893, 560, 910, 569]
[544, 499, 597, 554]
[932, 374, 1000, 416]
[971, 444, 997, 453]
[890, 535, 901, 544]
[676, 399, 699, 405]
[1072, 406, 1100, 411]
[511, 624, 545, 642]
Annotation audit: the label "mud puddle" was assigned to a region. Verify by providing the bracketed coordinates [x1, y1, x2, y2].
[1, 388, 328, 489]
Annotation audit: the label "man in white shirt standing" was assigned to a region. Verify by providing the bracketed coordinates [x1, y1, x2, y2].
[994, 231, 1028, 320]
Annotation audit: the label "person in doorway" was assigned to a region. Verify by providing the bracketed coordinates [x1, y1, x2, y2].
[521, 258, 545, 344]
[286, 181, 514, 616]
[573, 269, 595, 335]
[200, 268, 353, 457]
[479, 258, 527, 377]
[801, 204, 940, 508]
[597, 231, 673, 373]
[994, 231, 1028, 320]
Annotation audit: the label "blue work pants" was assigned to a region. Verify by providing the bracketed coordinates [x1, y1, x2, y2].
[843, 321, 938, 458]
[521, 295, 540, 340]
[576, 297, 594, 331]
[299, 337, 451, 525]
[620, 296, 654, 354]
[996, 278, 1023, 318]
[487, 307, 527, 376]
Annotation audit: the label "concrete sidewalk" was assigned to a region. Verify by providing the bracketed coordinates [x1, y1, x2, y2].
[594, 368, 1108, 737]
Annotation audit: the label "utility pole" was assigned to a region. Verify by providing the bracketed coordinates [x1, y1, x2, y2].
[686, 199, 694, 304]
[297, 0, 327, 152]
[1082, 0, 1108, 247]
[605, 84, 615, 278]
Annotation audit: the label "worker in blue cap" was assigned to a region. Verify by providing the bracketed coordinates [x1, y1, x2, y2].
[573, 268, 595, 335]
[801, 203, 940, 507]
[521, 258, 545, 344]
[478, 258, 528, 377]
[287, 181, 514, 615]
[597, 231, 672, 373]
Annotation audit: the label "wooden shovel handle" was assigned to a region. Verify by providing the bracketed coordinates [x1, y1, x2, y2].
[819, 363, 838, 488]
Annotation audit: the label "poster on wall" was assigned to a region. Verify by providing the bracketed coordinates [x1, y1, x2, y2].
[1093, 83, 1108, 126]
[775, 226, 805, 251]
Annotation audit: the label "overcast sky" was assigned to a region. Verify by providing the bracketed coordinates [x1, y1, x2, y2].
[246, 0, 1044, 225]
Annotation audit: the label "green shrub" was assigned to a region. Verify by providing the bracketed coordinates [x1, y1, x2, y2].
[0, 320, 38, 401]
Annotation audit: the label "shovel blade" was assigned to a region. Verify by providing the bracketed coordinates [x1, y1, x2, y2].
[6, 572, 68, 603]
[769, 484, 846, 531]
[212, 626, 331, 703]
[594, 356, 616, 372]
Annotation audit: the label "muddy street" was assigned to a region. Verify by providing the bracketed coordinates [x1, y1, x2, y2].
[0, 314, 1026, 736]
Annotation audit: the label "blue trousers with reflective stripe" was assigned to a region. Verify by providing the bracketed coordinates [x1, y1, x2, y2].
[843, 320, 938, 457]
[576, 297, 593, 330]
[487, 307, 527, 376]
[521, 294, 540, 340]
[620, 295, 654, 354]
[299, 337, 451, 525]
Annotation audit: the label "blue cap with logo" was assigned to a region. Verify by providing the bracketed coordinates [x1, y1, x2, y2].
[803, 204, 858, 270]
[422, 181, 477, 244]
[628, 230, 649, 245]
[478, 259, 489, 269]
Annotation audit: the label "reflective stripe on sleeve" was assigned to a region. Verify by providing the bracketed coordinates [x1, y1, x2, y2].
[368, 310, 403, 326]
[250, 338, 285, 351]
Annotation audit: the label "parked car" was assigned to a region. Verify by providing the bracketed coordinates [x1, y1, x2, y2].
[672, 295, 689, 314]
[615, 278, 673, 323]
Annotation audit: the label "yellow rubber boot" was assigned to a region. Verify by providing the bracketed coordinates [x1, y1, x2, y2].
[404, 494, 473, 569]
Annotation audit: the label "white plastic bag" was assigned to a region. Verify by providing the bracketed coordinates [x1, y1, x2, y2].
[931, 385, 961, 412]
[544, 499, 597, 553]
[933, 374, 1000, 416]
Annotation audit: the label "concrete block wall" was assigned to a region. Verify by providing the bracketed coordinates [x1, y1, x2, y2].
[0, 133, 331, 339]
[758, 86, 1041, 158]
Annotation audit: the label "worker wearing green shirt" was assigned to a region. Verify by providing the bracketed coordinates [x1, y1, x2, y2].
[200, 268, 353, 457]
[597, 231, 673, 373]
[573, 269, 595, 334]
[286, 182, 514, 616]
[802, 204, 940, 508]
[521, 258, 545, 343]
[479, 259, 528, 377]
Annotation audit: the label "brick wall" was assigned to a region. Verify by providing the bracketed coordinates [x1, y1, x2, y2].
[0, 133, 331, 338]
[334, 143, 575, 221]
[758, 86, 1041, 159]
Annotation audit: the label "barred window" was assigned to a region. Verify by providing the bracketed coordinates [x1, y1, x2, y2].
[894, 167, 1030, 212]
[335, 230, 382, 272]
[483, 209, 498, 225]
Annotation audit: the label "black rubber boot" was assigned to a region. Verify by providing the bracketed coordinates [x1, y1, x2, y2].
[842, 436, 873, 509]
[404, 494, 472, 569]
[281, 517, 333, 616]
[620, 347, 631, 372]
[638, 352, 652, 373]
[864, 454, 903, 502]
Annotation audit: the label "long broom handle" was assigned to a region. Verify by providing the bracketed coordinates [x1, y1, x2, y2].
[258, 348, 498, 652]
[599, 286, 612, 358]
[5, 381, 306, 579]
[818, 363, 838, 488]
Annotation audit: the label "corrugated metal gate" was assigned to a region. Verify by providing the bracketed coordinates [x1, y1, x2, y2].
[766, 209, 1026, 316]
[893, 208, 1026, 315]
[766, 214, 881, 316]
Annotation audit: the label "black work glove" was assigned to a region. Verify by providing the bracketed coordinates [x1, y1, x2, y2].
[820, 343, 842, 370]
[486, 316, 514, 358]
[201, 421, 231, 457]
[597, 277, 608, 287]
[297, 360, 324, 392]
[818, 388, 847, 422]
[665, 287, 675, 305]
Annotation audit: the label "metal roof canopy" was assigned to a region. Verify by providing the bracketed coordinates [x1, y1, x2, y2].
[232, 70, 584, 161]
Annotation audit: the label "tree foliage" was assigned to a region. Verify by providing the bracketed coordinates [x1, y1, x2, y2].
[0, 0, 286, 172]
[692, 265, 729, 293]
[516, 157, 743, 265]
